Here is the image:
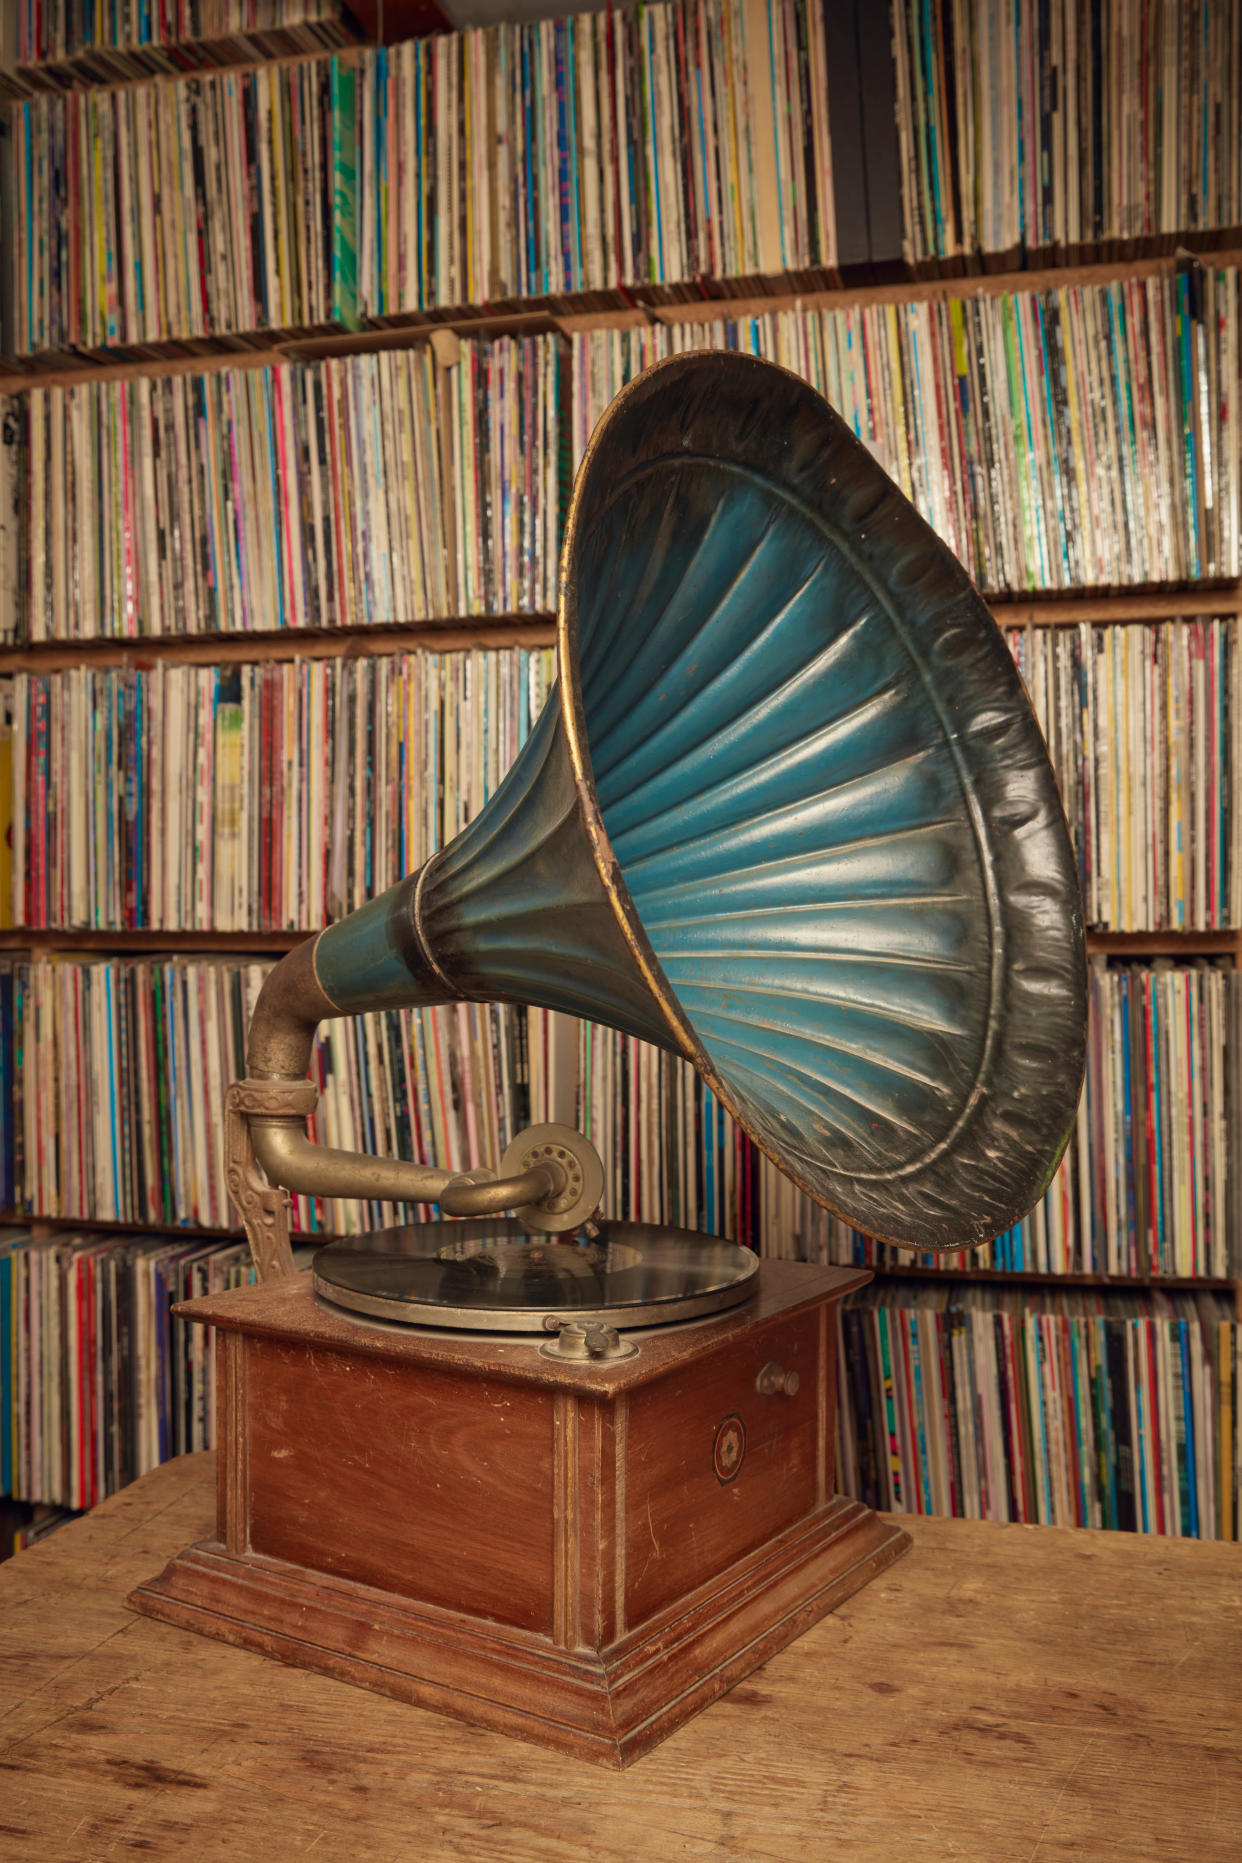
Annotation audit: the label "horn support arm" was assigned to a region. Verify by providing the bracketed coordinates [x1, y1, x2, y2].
[227, 934, 573, 1280]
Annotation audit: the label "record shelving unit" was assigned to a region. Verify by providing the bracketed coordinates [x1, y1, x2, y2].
[2, 1, 1241, 1545]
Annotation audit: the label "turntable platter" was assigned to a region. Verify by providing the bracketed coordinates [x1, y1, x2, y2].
[311, 1219, 759, 1330]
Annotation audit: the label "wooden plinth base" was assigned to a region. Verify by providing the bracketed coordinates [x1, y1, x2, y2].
[129, 1262, 909, 1766]
[133, 1496, 907, 1768]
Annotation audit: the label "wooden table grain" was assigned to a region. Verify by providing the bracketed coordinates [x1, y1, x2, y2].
[1, 1452, 1239, 1862]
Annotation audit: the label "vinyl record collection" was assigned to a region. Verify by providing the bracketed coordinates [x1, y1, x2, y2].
[15, 952, 1231, 1279]
[0, 399, 23, 641]
[6, 616, 1229, 935]
[0, 957, 16, 1213]
[8, 4, 1242, 365]
[5, 645, 556, 930]
[4, 2, 1242, 1569]
[0, 1226, 269, 1512]
[892, 0, 1242, 264]
[771, 959, 1238, 1283]
[2, 952, 573, 1235]
[11, 55, 352, 356]
[355, 0, 836, 313]
[12, 2, 359, 86]
[1007, 620, 1240, 931]
[9, 0, 837, 359]
[572, 268, 1242, 590]
[13, 337, 561, 640]
[3, 266, 1237, 642]
[835, 1279, 1241, 1540]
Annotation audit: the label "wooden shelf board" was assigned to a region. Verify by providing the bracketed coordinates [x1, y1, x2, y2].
[0, 1211, 248, 1239]
[0, 339, 313, 395]
[284, 308, 566, 359]
[4, 240, 1240, 395]
[0, 928, 303, 952]
[1087, 929, 1240, 954]
[5, 592, 1239, 673]
[989, 587, 1242, 623]
[0, 615, 557, 673]
[650, 240, 1242, 326]
[555, 307, 653, 334]
[857, 1261, 1238, 1294]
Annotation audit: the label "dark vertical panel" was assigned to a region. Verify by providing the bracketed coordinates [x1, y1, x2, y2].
[855, 0, 905, 269]
[822, 1, 871, 269]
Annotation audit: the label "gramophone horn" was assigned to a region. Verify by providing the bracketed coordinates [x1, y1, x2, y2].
[242, 352, 1086, 1257]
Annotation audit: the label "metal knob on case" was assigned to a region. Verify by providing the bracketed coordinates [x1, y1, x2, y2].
[539, 1321, 638, 1363]
[756, 1361, 800, 1398]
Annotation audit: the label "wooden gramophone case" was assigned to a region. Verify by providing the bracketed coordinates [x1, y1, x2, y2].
[132, 1258, 908, 1767]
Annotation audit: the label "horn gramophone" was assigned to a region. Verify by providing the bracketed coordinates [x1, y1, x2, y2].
[131, 354, 1086, 1766]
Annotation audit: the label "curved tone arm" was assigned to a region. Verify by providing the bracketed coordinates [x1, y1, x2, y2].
[249, 1119, 456, 1205]
[251, 1120, 562, 1216]
[227, 936, 567, 1279]
[438, 1165, 563, 1217]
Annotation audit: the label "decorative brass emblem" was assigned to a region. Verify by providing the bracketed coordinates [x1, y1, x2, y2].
[713, 1414, 747, 1485]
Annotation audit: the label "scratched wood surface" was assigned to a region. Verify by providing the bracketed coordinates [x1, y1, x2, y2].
[1, 1453, 1239, 1863]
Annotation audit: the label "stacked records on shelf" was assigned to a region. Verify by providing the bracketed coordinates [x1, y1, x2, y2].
[8, 3, 1242, 361]
[0, 400, 22, 642]
[586, 958, 1237, 1283]
[774, 959, 1239, 1283]
[0, 1226, 273, 1511]
[1008, 620, 1240, 932]
[11, 55, 355, 355]
[0, 956, 15, 1212]
[309, 997, 574, 1236]
[891, 0, 1242, 265]
[14, 339, 562, 639]
[576, 1023, 758, 1248]
[1077, 959, 1235, 1279]
[5, 645, 556, 929]
[356, 0, 837, 313]
[6, 617, 1232, 938]
[5, 271, 1238, 641]
[836, 1278, 1241, 1541]
[573, 267, 1242, 590]
[11, 0, 842, 355]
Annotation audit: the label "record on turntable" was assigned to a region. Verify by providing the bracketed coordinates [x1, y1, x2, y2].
[311, 1218, 760, 1335]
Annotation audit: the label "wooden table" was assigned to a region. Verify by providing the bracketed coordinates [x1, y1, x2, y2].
[1, 1454, 1239, 1862]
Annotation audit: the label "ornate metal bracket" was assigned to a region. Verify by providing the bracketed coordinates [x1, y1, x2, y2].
[225, 1078, 319, 1281]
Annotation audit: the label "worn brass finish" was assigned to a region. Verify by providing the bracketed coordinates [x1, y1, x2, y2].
[438, 1164, 562, 1218]
[246, 936, 338, 1080]
[233, 939, 603, 1274]
[499, 1125, 607, 1234]
[249, 1117, 456, 1206]
[224, 1080, 318, 1279]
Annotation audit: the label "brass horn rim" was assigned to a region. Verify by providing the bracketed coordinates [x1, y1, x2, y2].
[554, 351, 1087, 1256]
